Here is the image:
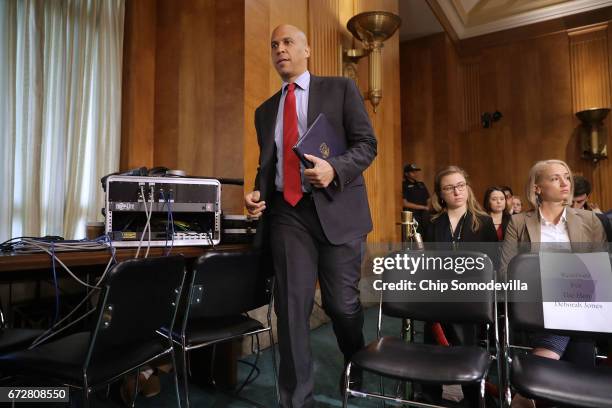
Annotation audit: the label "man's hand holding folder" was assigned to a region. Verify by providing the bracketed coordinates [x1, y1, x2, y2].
[293, 113, 347, 200]
[303, 154, 335, 188]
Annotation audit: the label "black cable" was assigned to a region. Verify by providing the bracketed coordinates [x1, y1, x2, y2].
[235, 333, 262, 394]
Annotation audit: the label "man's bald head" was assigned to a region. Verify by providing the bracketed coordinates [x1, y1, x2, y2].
[270, 24, 310, 83]
[271, 24, 308, 45]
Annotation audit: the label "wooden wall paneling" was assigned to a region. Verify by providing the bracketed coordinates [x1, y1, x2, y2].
[401, 34, 448, 197]
[214, 0, 246, 213]
[458, 59, 480, 134]
[400, 18, 612, 211]
[470, 33, 574, 203]
[153, 0, 181, 170]
[243, 0, 271, 196]
[595, 25, 612, 211]
[599, 24, 612, 211]
[308, 0, 341, 76]
[401, 30, 578, 206]
[120, 0, 156, 170]
[569, 24, 610, 113]
[176, 1, 216, 177]
[444, 36, 462, 175]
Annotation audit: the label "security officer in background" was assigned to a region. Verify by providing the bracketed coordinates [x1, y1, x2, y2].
[402, 163, 430, 233]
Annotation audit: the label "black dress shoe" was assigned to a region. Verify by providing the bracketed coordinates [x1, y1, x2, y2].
[339, 365, 363, 396]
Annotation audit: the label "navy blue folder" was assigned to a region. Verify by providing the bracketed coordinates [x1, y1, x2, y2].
[293, 113, 347, 200]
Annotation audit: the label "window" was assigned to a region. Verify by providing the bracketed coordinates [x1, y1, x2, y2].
[0, 0, 125, 242]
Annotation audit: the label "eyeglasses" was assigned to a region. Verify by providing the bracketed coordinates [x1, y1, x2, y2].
[441, 182, 467, 193]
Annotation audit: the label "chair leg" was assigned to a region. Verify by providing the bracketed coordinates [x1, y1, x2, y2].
[209, 344, 218, 388]
[479, 379, 486, 408]
[83, 388, 90, 408]
[379, 375, 386, 408]
[180, 347, 191, 408]
[497, 352, 506, 406]
[235, 335, 261, 395]
[171, 348, 182, 408]
[82, 377, 91, 408]
[124, 369, 140, 408]
[268, 328, 280, 407]
[342, 362, 351, 408]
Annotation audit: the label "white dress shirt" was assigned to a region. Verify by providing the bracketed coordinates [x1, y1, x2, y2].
[539, 207, 570, 249]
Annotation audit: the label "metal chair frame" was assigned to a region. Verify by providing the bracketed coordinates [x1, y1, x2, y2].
[502, 252, 612, 408]
[0, 256, 186, 408]
[169, 252, 279, 408]
[343, 250, 502, 408]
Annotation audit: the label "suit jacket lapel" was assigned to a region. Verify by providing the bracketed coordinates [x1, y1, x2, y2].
[262, 91, 281, 161]
[307, 75, 320, 127]
[265, 91, 281, 140]
[566, 208, 583, 243]
[525, 211, 541, 243]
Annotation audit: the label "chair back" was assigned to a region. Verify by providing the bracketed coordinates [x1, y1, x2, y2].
[381, 250, 495, 325]
[507, 252, 612, 338]
[185, 251, 272, 320]
[87, 255, 186, 362]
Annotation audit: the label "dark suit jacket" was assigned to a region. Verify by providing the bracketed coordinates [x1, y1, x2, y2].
[253, 75, 377, 246]
[595, 212, 612, 242]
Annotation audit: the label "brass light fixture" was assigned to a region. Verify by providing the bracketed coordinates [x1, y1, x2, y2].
[576, 107, 610, 163]
[344, 11, 401, 112]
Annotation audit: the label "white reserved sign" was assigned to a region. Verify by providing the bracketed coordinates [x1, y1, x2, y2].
[540, 252, 612, 333]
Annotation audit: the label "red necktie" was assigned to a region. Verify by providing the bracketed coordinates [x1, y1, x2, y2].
[283, 83, 302, 206]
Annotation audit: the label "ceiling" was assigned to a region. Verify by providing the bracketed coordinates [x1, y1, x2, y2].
[399, 0, 612, 41]
[398, 1, 443, 41]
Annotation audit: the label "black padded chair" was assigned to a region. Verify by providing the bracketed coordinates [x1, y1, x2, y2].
[343, 250, 499, 408]
[0, 255, 186, 407]
[0, 305, 43, 355]
[505, 253, 612, 408]
[168, 250, 278, 408]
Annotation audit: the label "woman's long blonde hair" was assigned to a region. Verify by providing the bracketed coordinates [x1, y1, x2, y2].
[431, 166, 488, 232]
[525, 159, 574, 209]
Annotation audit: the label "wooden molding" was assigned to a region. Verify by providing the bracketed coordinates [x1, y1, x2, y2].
[458, 6, 612, 56]
[426, 0, 460, 48]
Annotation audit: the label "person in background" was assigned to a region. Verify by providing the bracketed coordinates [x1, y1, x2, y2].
[511, 196, 522, 214]
[423, 165, 498, 407]
[501, 186, 514, 214]
[483, 186, 511, 241]
[425, 166, 497, 243]
[402, 163, 430, 233]
[572, 175, 612, 242]
[502, 160, 606, 408]
[572, 175, 600, 212]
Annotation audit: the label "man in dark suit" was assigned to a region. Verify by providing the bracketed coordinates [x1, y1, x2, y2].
[244, 24, 377, 408]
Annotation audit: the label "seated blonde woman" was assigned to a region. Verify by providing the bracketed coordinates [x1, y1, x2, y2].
[501, 160, 606, 408]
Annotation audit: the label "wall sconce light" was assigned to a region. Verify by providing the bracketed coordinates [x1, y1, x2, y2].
[481, 110, 503, 128]
[343, 11, 401, 113]
[576, 107, 609, 163]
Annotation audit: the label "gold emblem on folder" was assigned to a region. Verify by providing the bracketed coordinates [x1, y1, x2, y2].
[319, 142, 330, 158]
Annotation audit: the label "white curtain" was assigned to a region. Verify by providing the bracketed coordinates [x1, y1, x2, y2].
[0, 0, 124, 242]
